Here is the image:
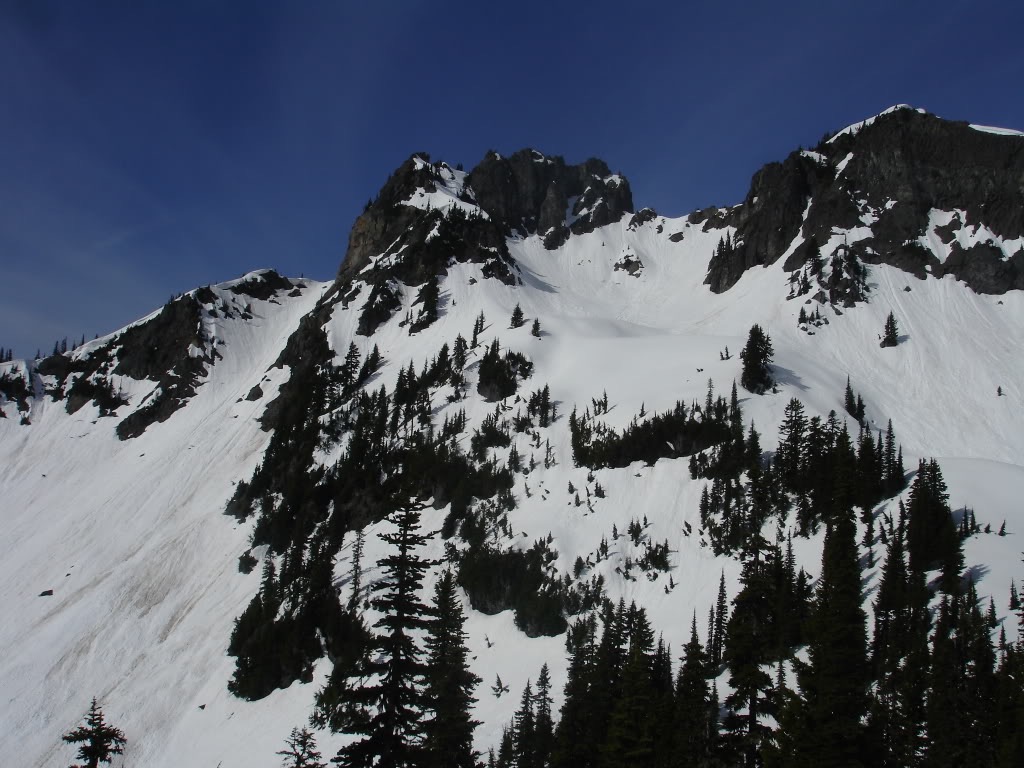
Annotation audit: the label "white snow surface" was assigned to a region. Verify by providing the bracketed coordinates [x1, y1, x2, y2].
[3, 214, 1024, 767]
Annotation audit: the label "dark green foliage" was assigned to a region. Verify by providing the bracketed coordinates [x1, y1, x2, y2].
[410, 275, 441, 333]
[867, 512, 931, 767]
[723, 542, 780, 764]
[510, 303, 525, 329]
[843, 376, 866, 424]
[571, 387, 734, 470]
[277, 727, 326, 768]
[906, 459, 962, 590]
[62, 698, 127, 768]
[673, 617, 718, 768]
[458, 539, 573, 637]
[64, 375, 128, 417]
[421, 571, 480, 768]
[531, 318, 542, 338]
[881, 312, 899, 347]
[791, 508, 869, 767]
[740, 324, 773, 394]
[333, 505, 433, 768]
[477, 338, 533, 401]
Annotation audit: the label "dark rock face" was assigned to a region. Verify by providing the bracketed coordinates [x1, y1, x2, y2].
[467, 150, 633, 241]
[336, 149, 632, 335]
[706, 107, 1024, 294]
[228, 270, 294, 301]
[31, 292, 224, 439]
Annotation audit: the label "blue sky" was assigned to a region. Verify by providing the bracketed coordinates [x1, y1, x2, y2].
[1, 0, 1022, 357]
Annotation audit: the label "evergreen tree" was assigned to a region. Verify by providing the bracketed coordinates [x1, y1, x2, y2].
[673, 616, 716, 768]
[906, 459, 961, 592]
[531, 318, 542, 338]
[724, 541, 776, 766]
[712, 572, 728, 668]
[512, 681, 536, 768]
[881, 312, 899, 348]
[603, 605, 657, 768]
[422, 570, 480, 768]
[510, 304, 525, 329]
[867, 514, 930, 768]
[794, 507, 869, 767]
[333, 504, 434, 768]
[349, 528, 365, 611]
[776, 398, 807, 494]
[534, 663, 556, 768]
[739, 325, 774, 394]
[278, 727, 327, 768]
[61, 698, 127, 768]
[551, 616, 597, 768]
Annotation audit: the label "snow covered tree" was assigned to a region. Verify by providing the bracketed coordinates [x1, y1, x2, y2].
[740, 324, 774, 394]
[278, 727, 326, 768]
[61, 698, 127, 768]
[881, 312, 899, 347]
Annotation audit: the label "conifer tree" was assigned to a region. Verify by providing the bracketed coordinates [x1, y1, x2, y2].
[603, 605, 657, 767]
[348, 528, 365, 611]
[278, 727, 326, 768]
[906, 459, 961, 592]
[739, 324, 774, 394]
[712, 572, 728, 667]
[61, 698, 127, 768]
[531, 318, 542, 338]
[776, 398, 807, 494]
[421, 570, 480, 768]
[794, 505, 869, 767]
[333, 503, 433, 768]
[881, 312, 899, 347]
[510, 304, 525, 329]
[673, 616, 716, 768]
[551, 616, 597, 768]
[533, 663, 555, 768]
[724, 540, 776, 766]
[512, 681, 536, 768]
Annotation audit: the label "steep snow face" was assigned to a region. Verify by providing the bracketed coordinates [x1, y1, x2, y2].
[5, 169, 1024, 766]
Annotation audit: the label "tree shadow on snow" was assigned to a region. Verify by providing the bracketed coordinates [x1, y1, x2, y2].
[516, 263, 558, 294]
[771, 365, 809, 392]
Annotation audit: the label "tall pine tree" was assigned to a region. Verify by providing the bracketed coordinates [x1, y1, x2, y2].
[333, 503, 434, 768]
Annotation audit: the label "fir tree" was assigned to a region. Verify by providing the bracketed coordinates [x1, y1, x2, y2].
[333, 503, 434, 768]
[348, 528, 365, 611]
[881, 312, 899, 347]
[510, 304, 525, 329]
[278, 727, 327, 768]
[421, 570, 480, 768]
[673, 615, 716, 768]
[61, 698, 127, 768]
[739, 324, 774, 394]
[531, 318, 542, 338]
[795, 507, 870, 767]
[533, 663, 555, 768]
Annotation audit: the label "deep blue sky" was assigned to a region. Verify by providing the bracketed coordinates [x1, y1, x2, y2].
[2, 0, 1022, 357]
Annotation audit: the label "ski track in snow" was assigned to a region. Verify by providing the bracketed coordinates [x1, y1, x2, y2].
[2, 211, 1024, 766]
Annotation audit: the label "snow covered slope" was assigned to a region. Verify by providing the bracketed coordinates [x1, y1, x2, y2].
[2, 108, 1024, 767]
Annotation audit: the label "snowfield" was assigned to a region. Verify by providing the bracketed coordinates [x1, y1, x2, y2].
[2, 199, 1024, 766]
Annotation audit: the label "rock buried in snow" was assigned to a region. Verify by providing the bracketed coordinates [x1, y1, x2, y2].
[39, 589, 53, 597]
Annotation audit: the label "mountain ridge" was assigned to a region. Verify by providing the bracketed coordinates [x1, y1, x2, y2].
[2, 106, 1024, 767]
